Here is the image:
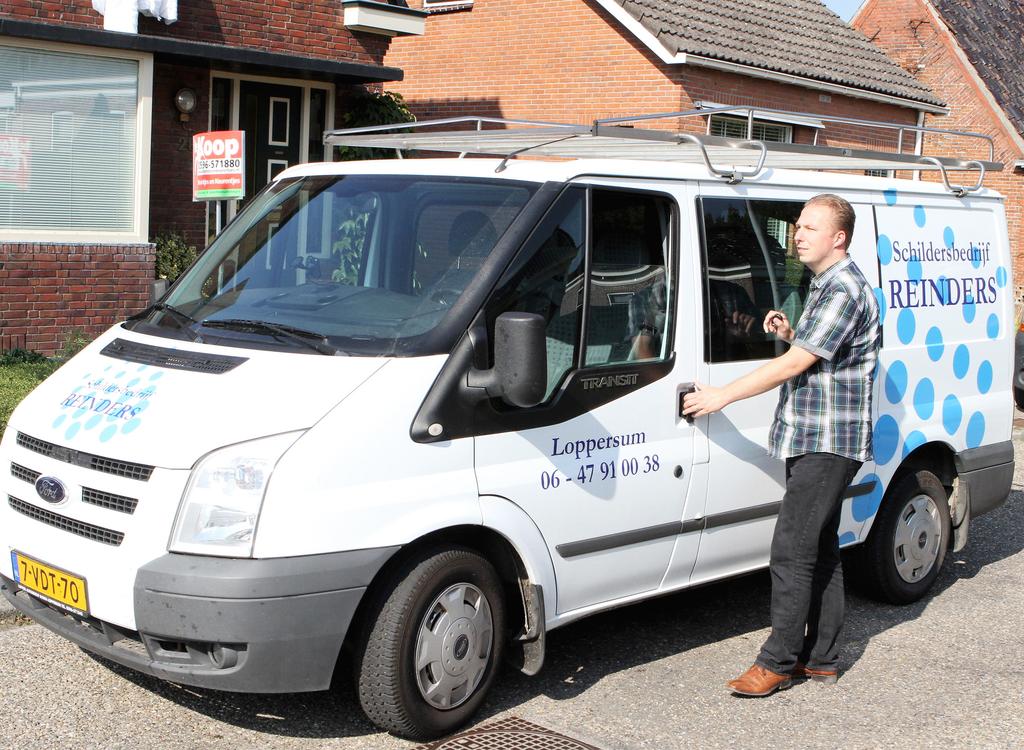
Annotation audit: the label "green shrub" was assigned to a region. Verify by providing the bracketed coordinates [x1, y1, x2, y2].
[154, 231, 199, 282]
[0, 360, 60, 438]
[334, 89, 415, 162]
[0, 348, 47, 366]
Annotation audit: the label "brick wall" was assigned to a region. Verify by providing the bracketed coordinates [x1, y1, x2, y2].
[0, 243, 154, 355]
[855, 0, 1024, 296]
[150, 61, 210, 253]
[3, 0, 389, 62]
[384, 0, 918, 148]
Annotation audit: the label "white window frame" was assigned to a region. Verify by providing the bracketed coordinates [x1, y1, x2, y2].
[708, 114, 793, 143]
[50, 110, 75, 151]
[268, 96, 291, 146]
[0, 37, 153, 244]
[266, 158, 289, 183]
[423, 0, 474, 12]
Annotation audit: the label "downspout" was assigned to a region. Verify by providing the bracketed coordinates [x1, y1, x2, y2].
[914, 110, 925, 180]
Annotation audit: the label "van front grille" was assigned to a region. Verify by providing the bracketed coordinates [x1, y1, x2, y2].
[8, 495, 125, 546]
[81, 487, 138, 515]
[16, 433, 153, 481]
[10, 463, 40, 485]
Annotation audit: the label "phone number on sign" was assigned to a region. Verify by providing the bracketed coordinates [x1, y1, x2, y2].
[540, 454, 660, 490]
[197, 158, 242, 170]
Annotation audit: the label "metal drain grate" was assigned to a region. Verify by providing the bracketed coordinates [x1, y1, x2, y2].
[417, 717, 604, 750]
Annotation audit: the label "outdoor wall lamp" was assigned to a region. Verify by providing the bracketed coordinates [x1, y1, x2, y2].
[174, 87, 197, 123]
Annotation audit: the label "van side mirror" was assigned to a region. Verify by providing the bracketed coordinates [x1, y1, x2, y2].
[150, 278, 169, 305]
[469, 312, 547, 408]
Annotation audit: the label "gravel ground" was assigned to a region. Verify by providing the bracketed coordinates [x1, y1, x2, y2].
[1, 439, 1022, 750]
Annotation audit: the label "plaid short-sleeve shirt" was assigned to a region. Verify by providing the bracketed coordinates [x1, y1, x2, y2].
[768, 256, 880, 462]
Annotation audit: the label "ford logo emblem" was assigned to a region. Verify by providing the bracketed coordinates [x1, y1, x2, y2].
[35, 476, 67, 505]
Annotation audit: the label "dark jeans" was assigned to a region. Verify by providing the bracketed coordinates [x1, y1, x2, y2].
[756, 452, 862, 674]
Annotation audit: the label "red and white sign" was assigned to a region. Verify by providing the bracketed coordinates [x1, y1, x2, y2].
[193, 130, 245, 201]
[0, 135, 31, 192]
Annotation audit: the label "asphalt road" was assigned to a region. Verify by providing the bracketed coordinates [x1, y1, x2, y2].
[2, 441, 1023, 749]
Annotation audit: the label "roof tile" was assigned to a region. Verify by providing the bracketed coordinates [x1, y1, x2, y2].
[614, 0, 943, 106]
[932, 0, 1024, 135]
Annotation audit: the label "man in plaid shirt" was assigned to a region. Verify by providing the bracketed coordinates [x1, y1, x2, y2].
[683, 193, 880, 697]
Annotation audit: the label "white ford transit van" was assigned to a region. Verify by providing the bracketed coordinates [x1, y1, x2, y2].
[1, 110, 1014, 739]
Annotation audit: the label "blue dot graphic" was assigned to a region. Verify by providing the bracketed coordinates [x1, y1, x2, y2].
[953, 345, 970, 379]
[914, 205, 927, 227]
[903, 430, 927, 458]
[65, 422, 81, 441]
[966, 412, 985, 449]
[884, 189, 898, 206]
[885, 361, 908, 403]
[122, 418, 142, 435]
[149, 371, 164, 382]
[897, 308, 916, 344]
[100, 425, 118, 442]
[987, 314, 1000, 339]
[943, 226, 955, 247]
[839, 532, 857, 546]
[963, 296, 976, 323]
[85, 414, 102, 430]
[877, 235, 893, 265]
[52, 414, 67, 429]
[874, 416, 900, 465]
[970, 245, 982, 269]
[136, 364, 149, 371]
[996, 267, 1008, 288]
[925, 327, 943, 361]
[873, 288, 887, 325]
[942, 395, 963, 435]
[977, 360, 993, 393]
[914, 378, 935, 419]
[852, 473, 884, 521]
[127, 378, 140, 388]
[116, 371, 125, 379]
[908, 258, 923, 282]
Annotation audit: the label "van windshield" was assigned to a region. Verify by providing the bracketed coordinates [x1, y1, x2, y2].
[130, 174, 537, 355]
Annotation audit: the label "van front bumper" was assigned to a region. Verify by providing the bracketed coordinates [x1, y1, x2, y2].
[1, 546, 399, 693]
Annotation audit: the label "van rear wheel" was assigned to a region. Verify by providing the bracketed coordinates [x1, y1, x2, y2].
[355, 547, 505, 740]
[858, 470, 950, 604]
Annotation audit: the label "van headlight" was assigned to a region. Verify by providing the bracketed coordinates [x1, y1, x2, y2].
[170, 432, 302, 557]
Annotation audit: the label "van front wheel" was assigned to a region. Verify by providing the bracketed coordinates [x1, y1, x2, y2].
[355, 547, 505, 740]
[859, 470, 950, 604]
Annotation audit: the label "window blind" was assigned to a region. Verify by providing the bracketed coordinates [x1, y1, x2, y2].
[0, 44, 139, 233]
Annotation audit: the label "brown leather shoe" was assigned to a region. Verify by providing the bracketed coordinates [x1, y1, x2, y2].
[727, 664, 792, 696]
[792, 662, 839, 684]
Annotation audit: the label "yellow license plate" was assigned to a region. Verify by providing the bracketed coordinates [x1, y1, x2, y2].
[11, 551, 89, 615]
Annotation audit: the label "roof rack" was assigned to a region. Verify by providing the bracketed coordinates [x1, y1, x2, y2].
[324, 106, 1002, 196]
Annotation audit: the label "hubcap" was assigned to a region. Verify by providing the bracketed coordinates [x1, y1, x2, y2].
[892, 493, 942, 583]
[415, 582, 494, 710]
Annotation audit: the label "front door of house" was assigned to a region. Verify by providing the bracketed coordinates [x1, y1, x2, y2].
[239, 81, 302, 199]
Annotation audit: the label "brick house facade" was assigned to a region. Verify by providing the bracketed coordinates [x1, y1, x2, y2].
[384, 0, 943, 150]
[1, 1, 416, 354]
[853, 0, 1024, 299]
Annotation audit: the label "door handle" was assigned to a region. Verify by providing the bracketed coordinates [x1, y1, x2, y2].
[679, 382, 697, 423]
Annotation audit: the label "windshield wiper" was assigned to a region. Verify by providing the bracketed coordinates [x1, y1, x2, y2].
[128, 302, 201, 341]
[201, 318, 340, 355]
